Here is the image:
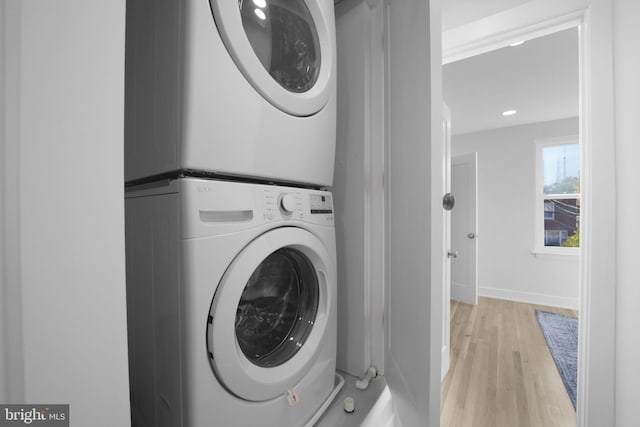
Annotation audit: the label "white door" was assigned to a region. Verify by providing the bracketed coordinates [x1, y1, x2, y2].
[450, 153, 478, 305]
[384, 1, 439, 425]
[210, 0, 335, 116]
[441, 105, 452, 381]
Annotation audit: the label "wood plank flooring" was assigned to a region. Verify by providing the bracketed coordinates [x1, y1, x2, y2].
[441, 297, 578, 427]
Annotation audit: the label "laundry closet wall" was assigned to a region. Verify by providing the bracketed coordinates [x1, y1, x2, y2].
[333, 0, 384, 377]
[0, 0, 131, 424]
[334, 0, 371, 377]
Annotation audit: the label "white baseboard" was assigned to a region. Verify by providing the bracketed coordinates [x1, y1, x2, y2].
[441, 345, 449, 382]
[361, 386, 397, 427]
[479, 286, 579, 310]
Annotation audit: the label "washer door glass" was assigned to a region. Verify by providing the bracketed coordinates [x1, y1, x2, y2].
[235, 248, 319, 367]
[240, 0, 320, 93]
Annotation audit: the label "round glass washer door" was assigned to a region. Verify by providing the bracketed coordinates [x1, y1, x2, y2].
[207, 227, 333, 402]
[210, 0, 334, 117]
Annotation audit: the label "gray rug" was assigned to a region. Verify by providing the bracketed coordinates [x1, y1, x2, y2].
[535, 310, 578, 409]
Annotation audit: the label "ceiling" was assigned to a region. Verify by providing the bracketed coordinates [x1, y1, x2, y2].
[443, 27, 579, 136]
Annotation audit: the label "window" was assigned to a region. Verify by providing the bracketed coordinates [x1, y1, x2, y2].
[544, 201, 555, 220]
[545, 230, 568, 246]
[535, 136, 580, 253]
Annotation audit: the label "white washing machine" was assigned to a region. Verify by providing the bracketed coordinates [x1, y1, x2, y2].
[125, 178, 338, 427]
[125, 0, 337, 187]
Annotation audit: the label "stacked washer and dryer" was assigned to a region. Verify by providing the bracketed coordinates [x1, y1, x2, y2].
[124, 0, 339, 426]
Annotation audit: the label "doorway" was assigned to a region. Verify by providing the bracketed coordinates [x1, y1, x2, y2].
[441, 25, 582, 426]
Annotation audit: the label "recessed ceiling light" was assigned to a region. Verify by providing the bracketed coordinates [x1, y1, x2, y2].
[253, 0, 267, 8]
[502, 110, 517, 116]
[510, 41, 525, 47]
[254, 8, 266, 20]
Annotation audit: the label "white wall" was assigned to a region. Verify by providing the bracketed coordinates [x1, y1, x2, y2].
[0, 0, 9, 404]
[613, 0, 640, 424]
[452, 118, 580, 308]
[1, 1, 130, 425]
[441, 0, 533, 31]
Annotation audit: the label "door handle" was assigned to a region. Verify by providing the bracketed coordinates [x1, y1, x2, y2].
[447, 250, 458, 258]
[442, 193, 455, 211]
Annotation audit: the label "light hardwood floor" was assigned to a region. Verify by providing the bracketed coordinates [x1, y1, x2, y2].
[441, 297, 578, 427]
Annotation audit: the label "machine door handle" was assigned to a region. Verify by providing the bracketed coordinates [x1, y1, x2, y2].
[447, 250, 458, 258]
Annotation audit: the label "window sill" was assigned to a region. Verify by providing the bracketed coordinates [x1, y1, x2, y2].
[531, 248, 580, 258]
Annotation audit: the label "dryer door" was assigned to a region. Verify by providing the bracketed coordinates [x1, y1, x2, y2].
[207, 227, 333, 401]
[210, 0, 334, 117]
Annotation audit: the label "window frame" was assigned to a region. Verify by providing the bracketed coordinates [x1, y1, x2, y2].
[534, 135, 581, 255]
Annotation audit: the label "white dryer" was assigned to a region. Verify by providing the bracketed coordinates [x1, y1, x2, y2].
[125, 0, 337, 187]
[125, 178, 337, 427]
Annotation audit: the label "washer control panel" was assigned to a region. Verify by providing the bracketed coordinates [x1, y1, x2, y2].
[179, 179, 334, 238]
[309, 194, 333, 215]
[279, 193, 297, 213]
[261, 188, 333, 225]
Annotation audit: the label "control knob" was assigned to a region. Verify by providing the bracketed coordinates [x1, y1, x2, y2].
[279, 194, 296, 214]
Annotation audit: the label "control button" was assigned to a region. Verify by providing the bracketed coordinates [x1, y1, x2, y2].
[267, 212, 275, 220]
[279, 194, 296, 214]
[298, 212, 304, 219]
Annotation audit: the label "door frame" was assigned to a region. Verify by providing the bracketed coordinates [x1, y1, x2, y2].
[442, 1, 617, 426]
[440, 104, 452, 381]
